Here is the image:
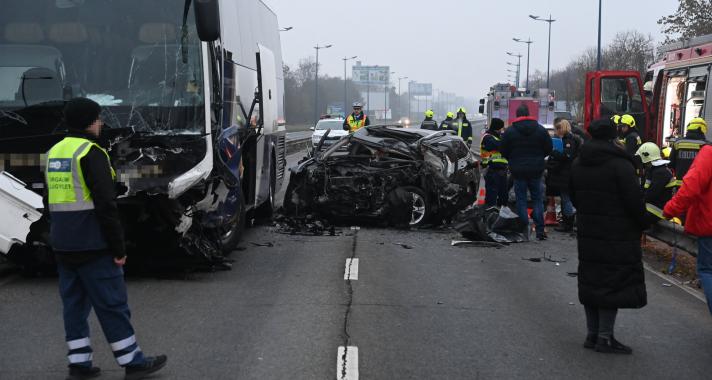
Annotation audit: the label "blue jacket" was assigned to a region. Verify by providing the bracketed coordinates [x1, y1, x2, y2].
[500, 116, 553, 179]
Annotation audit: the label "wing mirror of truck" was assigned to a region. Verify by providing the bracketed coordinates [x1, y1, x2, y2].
[478, 105, 485, 114]
[194, 0, 221, 42]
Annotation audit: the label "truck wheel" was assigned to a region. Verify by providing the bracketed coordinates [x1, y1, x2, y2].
[221, 190, 246, 254]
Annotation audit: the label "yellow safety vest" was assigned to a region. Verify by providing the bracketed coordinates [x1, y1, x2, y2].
[480, 134, 508, 166]
[347, 114, 367, 133]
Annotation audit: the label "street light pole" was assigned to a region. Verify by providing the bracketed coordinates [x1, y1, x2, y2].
[530, 15, 556, 89]
[314, 44, 333, 122]
[384, 71, 395, 121]
[513, 38, 534, 92]
[597, 0, 603, 70]
[398, 76, 408, 120]
[343, 55, 357, 117]
[507, 52, 523, 89]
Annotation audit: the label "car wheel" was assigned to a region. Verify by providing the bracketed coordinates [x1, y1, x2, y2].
[389, 186, 430, 227]
[220, 189, 246, 254]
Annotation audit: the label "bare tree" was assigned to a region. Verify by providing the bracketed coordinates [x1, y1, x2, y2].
[658, 0, 712, 43]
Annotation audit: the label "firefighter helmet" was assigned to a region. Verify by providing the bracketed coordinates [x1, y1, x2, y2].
[424, 110, 434, 118]
[620, 114, 637, 129]
[611, 115, 621, 125]
[636, 142, 662, 164]
[457, 107, 467, 115]
[687, 117, 708, 134]
[446, 112, 455, 119]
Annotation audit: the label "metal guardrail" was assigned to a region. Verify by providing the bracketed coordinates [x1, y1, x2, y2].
[646, 220, 697, 257]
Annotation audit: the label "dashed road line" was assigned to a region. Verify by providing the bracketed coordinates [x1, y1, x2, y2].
[337, 346, 359, 380]
[344, 258, 359, 280]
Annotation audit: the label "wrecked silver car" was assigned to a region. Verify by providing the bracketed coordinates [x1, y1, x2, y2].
[284, 126, 481, 227]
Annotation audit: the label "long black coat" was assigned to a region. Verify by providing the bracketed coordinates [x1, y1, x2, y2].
[546, 132, 582, 194]
[570, 140, 647, 309]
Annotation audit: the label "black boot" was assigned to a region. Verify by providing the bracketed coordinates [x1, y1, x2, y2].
[555, 215, 574, 232]
[583, 334, 597, 349]
[595, 336, 633, 354]
[125, 355, 168, 380]
[66, 366, 101, 380]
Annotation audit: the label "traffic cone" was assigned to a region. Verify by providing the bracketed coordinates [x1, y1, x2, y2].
[476, 173, 487, 205]
[544, 196, 558, 226]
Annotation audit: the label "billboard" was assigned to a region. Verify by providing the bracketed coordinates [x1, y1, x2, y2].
[352, 65, 391, 86]
[409, 82, 432, 96]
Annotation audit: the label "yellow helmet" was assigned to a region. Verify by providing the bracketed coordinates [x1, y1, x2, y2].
[635, 142, 662, 164]
[687, 117, 708, 134]
[457, 107, 467, 115]
[424, 110, 434, 118]
[446, 112, 455, 119]
[611, 115, 621, 125]
[662, 146, 672, 159]
[620, 114, 637, 129]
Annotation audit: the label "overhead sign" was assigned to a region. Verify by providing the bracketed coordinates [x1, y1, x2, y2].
[409, 82, 432, 96]
[352, 65, 391, 86]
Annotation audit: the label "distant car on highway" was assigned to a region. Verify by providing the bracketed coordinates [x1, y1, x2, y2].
[311, 118, 348, 150]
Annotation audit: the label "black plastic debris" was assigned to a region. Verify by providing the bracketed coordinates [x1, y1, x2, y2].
[452, 205, 529, 244]
[273, 212, 340, 236]
[393, 242, 414, 250]
[250, 242, 274, 247]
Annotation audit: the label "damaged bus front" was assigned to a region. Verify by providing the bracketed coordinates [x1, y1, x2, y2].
[0, 0, 286, 268]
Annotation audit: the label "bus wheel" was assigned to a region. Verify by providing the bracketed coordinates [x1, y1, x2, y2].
[221, 190, 246, 254]
[256, 155, 276, 220]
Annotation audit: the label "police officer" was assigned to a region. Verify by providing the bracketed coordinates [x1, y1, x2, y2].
[670, 117, 708, 184]
[453, 107, 473, 146]
[480, 118, 508, 207]
[635, 142, 675, 226]
[420, 109, 438, 130]
[440, 111, 455, 131]
[46, 98, 166, 380]
[343, 101, 370, 133]
[617, 114, 642, 157]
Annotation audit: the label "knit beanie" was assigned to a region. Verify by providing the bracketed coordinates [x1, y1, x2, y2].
[64, 97, 101, 131]
[489, 118, 505, 131]
[589, 118, 617, 140]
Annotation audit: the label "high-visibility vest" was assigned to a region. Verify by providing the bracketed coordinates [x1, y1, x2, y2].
[346, 114, 367, 133]
[46, 137, 115, 251]
[480, 134, 508, 166]
[672, 138, 707, 182]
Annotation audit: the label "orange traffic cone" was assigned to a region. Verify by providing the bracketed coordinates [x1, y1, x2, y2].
[545, 196, 559, 226]
[476, 173, 487, 205]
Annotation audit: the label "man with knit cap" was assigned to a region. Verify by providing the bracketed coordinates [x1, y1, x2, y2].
[45, 98, 166, 380]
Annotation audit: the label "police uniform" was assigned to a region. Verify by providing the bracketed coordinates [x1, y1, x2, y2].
[44, 98, 165, 378]
[343, 112, 370, 133]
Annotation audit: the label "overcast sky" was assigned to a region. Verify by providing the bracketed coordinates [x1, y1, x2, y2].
[266, 0, 678, 100]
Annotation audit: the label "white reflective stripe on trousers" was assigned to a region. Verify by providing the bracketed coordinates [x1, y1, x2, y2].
[116, 347, 142, 365]
[68, 353, 93, 364]
[67, 337, 91, 350]
[110, 335, 136, 352]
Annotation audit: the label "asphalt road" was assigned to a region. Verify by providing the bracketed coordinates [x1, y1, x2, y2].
[1, 151, 712, 380]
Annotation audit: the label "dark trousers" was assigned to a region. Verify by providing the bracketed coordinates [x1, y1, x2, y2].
[484, 168, 508, 207]
[584, 305, 618, 339]
[58, 255, 145, 367]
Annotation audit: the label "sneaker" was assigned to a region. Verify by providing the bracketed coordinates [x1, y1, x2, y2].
[536, 233, 548, 241]
[595, 336, 633, 354]
[583, 334, 597, 349]
[125, 355, 168, 380]
[66, 366, 101, 380]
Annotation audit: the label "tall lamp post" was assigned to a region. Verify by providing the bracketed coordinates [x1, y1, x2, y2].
[506, 61, 521, 88]
[313, 44, 333, 122]
[529, 15, 556, 89]
[343, 55, 357, 117]
[513, 38, 533, 92]
[597, 0, 602, 70]
[398, 76, 408, 120]
[384, 71, 395, 121]
[507, 52, 523, 89]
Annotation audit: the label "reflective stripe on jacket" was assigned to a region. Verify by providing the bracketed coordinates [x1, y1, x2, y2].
[46, 137, 115, 251]
[480, 133, 508, 166]
[346, 114, 367, 133]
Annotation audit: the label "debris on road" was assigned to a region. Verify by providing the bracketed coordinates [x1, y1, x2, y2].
[567, 272, 578, 277]
[393, 243, 414, 250]
[249, 242, 275, 248]
[523, 257, 543, 263]
[272, 212, 339, 236]
[452, 205, 528, 244]
[662, 283, 673, 287]
[451, 240, 506, 248]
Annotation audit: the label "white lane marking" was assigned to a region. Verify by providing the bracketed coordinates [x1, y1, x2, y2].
[337, 346, 359, 380]
[344, 258, 359, 281]
[350, 226, 360, 230]
[643, 262, 707, 303]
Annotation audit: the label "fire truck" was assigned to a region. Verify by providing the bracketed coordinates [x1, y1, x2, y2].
[584, 33, 712, 146]
[481, 83, 557, 131]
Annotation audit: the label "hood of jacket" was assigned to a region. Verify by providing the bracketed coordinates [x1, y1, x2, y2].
[511, 116, 540, 137]
[578, 139, 634, 167]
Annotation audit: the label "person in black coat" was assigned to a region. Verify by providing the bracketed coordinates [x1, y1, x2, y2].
[501, 105, 553, 240]
[570, 118, 647, 355]
[547, 119, 583, 232]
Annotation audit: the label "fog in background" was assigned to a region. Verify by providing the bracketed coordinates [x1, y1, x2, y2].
[266, 0, 677, 100]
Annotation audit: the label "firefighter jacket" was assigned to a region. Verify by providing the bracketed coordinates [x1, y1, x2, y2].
[619, 129, 642, 157]
[669, 130, 707, 183]
[453, 117, 473, 145]
[420, 117, 439, 130]
[642, 163, 675, 225]
[439, 117, 455, 131]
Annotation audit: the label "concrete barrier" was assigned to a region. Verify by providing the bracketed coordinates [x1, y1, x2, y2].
[647, 221, 697, 257]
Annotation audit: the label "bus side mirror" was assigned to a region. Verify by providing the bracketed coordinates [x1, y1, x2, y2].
[478, 105, 485, 114]
[194, 0, 221, 42]
[479, 98, 485, 105]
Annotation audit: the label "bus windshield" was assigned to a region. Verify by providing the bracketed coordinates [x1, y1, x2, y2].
[0, 0, 205, 137]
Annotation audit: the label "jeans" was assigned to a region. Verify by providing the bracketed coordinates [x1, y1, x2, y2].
[697, 237, 712, 316]
[58, 255, 146, 367]
[514, 177, 545, 235]
[584, 306, 618, 339]
[560, 191, 575, 218]
[484, 168, 508, 207]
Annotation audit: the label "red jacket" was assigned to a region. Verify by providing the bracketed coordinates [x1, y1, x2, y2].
[664, 145, 712, 236]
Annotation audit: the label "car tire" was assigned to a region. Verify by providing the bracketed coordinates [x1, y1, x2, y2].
[220, 189, 246, 254]
[390, 186, 430, 227]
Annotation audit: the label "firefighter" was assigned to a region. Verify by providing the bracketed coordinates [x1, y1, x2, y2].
[46, 98, 167, 380]
[453, 107, 473, 146]
[420, 109, 438, 130]
[440, 111, 455, 131]
[343, 101, 370, 133]
[635, 142, 675, 227]
[670, 117, 708, 185]
[480, 118, 508, 207]
[617, 114, 642, 157]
